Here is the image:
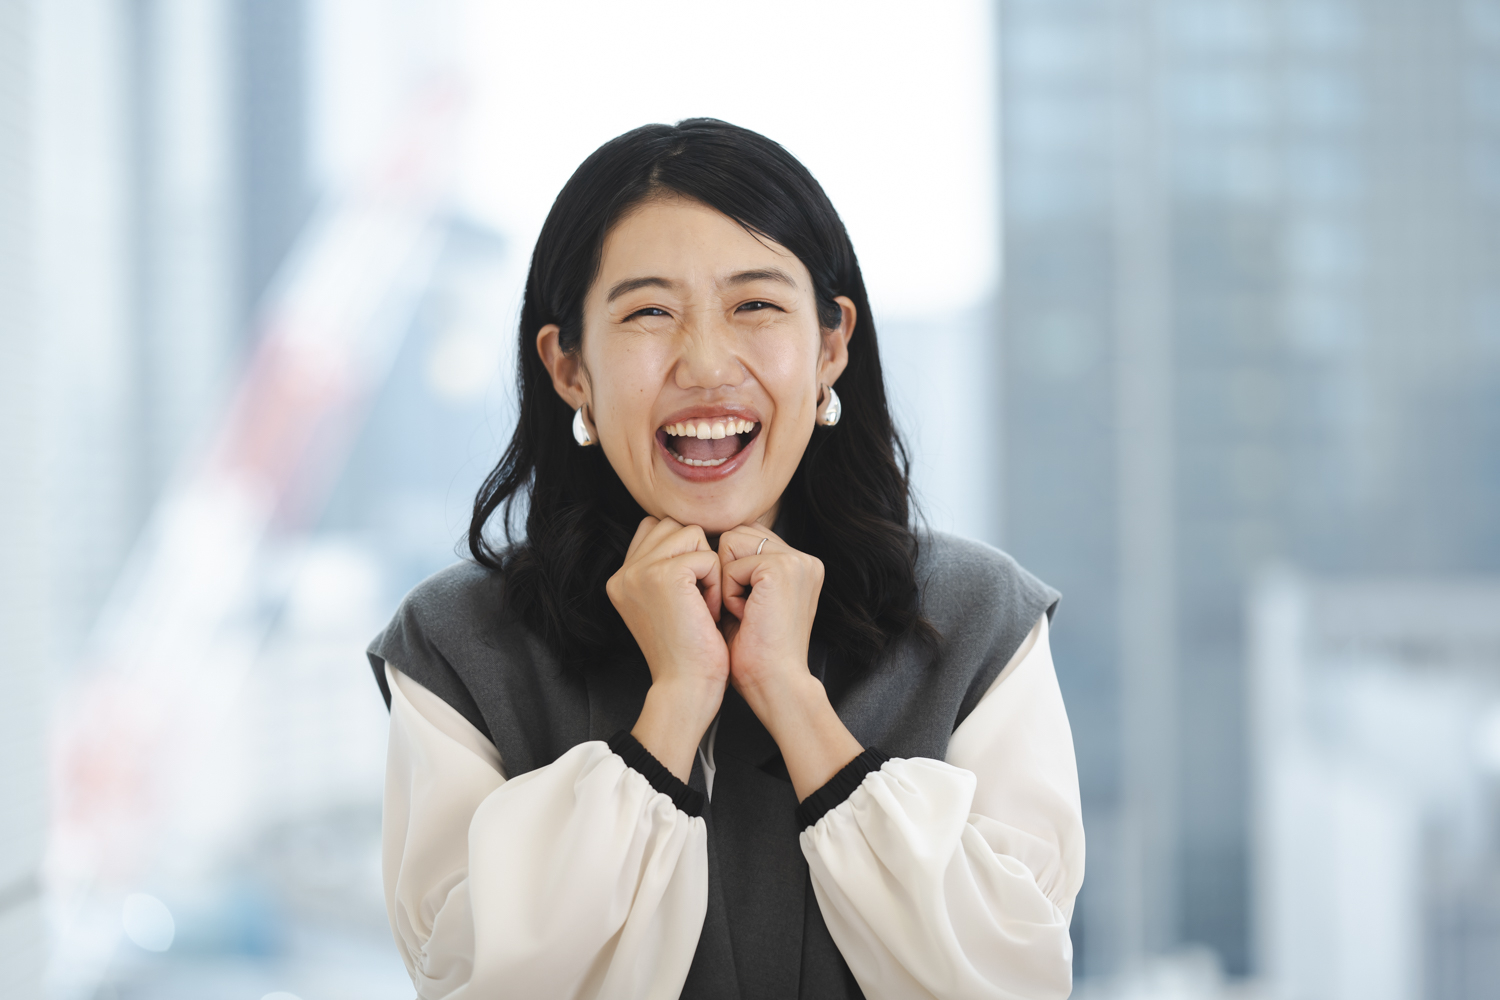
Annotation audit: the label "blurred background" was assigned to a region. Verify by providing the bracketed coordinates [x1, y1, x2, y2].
[1, 1, 1498, 998]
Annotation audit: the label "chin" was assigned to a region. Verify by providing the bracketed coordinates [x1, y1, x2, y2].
[662, 499, 759, 535]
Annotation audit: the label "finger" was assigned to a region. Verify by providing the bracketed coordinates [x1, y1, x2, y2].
[629, 517, 687, 565]
[668, 549, 723, 622]
[674, 523, 711, 553]
[701, 560, 723, 623]
[717, 524, 781, 564]
[747, 524, 787, 548]
[718, 525, 789, 615]
[663, 547, 718, 585]
[628, 516, 684, 563]
[720, 552, 772, 622]
[644, 523, 710, 565]
[625, 516, 662, 559]
[722, 551, 770, 594]
[642, 516, 684, 551]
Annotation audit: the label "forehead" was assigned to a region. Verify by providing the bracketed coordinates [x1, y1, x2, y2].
[594, 195, 811, 291]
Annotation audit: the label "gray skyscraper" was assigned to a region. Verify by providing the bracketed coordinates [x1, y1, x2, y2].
[999, 0, 1500, 979]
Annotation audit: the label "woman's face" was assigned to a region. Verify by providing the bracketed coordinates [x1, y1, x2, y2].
[538, 195, 854, 535]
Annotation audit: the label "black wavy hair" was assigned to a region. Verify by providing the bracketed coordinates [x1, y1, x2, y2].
[469, 118, 933, 672]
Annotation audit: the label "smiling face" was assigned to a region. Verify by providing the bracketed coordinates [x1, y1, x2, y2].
[537, 195, 854, 535]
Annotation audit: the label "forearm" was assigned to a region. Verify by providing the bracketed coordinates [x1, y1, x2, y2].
[743, 672, 864, 801]
[632, 678, 725, 782]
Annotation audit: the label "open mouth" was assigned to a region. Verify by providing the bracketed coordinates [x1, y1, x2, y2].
[658, 417, 761, 468]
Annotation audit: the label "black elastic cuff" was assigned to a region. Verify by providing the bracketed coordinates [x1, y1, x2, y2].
[795, 748, 890, 829]
[607, 730, 706, 817]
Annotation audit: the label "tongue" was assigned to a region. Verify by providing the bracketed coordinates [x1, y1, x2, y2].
[676, 435, 742, 461]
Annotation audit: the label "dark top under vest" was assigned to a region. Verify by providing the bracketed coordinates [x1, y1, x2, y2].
[367, 530, 1058, 1000]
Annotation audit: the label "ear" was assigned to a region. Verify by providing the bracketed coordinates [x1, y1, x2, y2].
[816, 296, 857, 385]
[537, 324, 590, 409]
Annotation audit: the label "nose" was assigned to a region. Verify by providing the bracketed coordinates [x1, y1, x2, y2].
[674, 315, 745, 391]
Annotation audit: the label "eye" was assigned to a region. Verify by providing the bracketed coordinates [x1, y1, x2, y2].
[626, 306, 670, 320]
[737, 300, 781, 313]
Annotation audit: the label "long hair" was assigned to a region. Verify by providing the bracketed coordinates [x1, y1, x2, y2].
[469, 118, 933, 671]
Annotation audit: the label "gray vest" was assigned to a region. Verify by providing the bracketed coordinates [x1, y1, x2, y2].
[368, 530, 1057, 1000]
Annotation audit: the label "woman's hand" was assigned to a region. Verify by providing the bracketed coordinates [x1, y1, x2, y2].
[608, 517, 730, 781]
[716, 526, 822, 698]
[718, 527, 863, 800]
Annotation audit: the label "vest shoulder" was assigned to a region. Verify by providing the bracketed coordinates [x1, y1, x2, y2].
[915, 531, 1060, 633]
[836, 532, 1061, 755]
[368, 557, 533, 697]
[395, 559, 512, 635]
[916, 530, 1056, 599]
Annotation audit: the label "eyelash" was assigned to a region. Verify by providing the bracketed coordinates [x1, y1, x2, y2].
[625, 301, 781, 321]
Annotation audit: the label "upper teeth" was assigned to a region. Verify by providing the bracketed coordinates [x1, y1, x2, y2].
[663, 418, 756, 439]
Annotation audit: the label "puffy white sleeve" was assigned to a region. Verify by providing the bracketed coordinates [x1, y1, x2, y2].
[381, 663, 709, 1000]
[800, 614, 1085, 1000]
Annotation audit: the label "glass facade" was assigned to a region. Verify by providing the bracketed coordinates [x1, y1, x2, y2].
[1000, 0, 1500, 983]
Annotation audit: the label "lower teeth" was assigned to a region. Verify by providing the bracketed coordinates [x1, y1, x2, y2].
[671, 451, 728, 468]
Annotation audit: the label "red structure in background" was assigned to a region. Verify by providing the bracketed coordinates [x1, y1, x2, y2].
[46, 78, 467, 998]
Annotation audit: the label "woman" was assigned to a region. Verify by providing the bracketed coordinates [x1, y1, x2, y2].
[369, 119, 1083, 1000]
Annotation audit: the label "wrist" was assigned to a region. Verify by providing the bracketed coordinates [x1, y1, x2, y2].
[739, 670, 825, 740]
[631, 678, 724, 783]
[649, 675, 726, 723]
[741, 672, 865, 801]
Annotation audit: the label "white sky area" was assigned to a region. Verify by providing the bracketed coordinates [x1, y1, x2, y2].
[313, 0, 1000, 324]
[457, 0, 999, 323]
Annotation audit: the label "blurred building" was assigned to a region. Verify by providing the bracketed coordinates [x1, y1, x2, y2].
[1249, 573, 1500, 1000]
[1, 1, 397, 996]
[1, 3, 48, 996]
[33, 0, 314, 664]
[999, 0, 1500, 982]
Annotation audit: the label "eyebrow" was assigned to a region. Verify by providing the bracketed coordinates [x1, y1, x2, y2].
[605, 267, 800, 304]
[725, 267, 798, 289]
[606, 276, 679, 303]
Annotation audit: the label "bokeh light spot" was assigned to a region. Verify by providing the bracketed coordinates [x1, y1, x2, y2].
[121, 893, 175, 952]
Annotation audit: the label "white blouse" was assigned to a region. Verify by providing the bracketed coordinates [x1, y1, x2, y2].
[381, 614, 1084, 1000]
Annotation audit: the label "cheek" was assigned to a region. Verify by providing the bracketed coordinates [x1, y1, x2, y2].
[586, 337, 668, 456]
[749, 324, 821, 420]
